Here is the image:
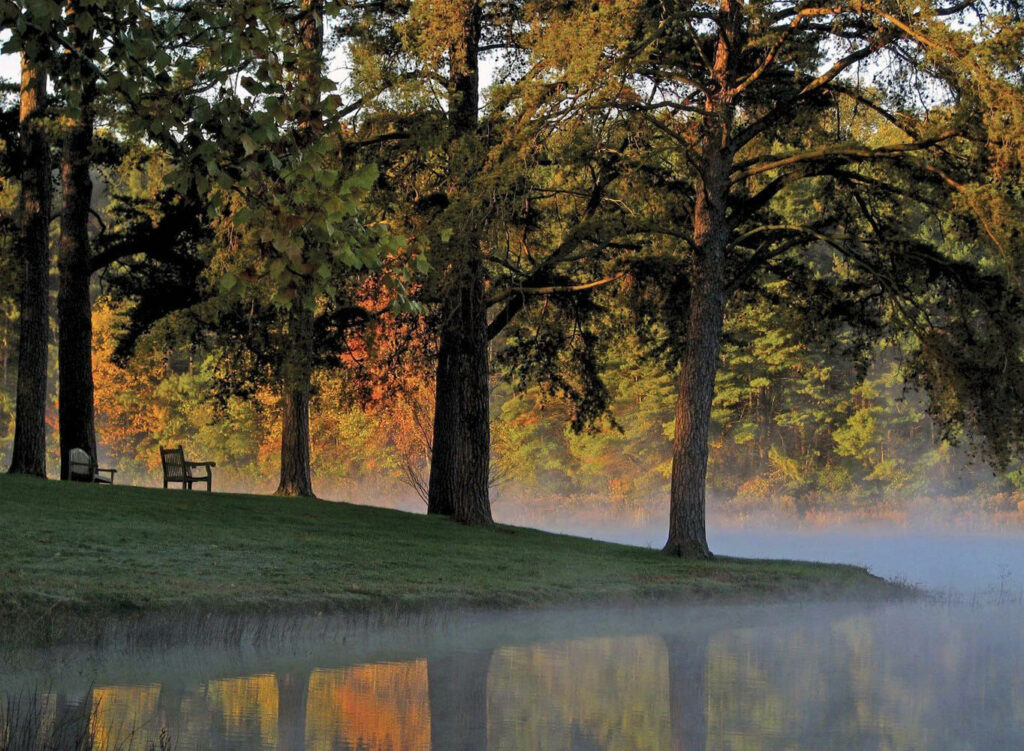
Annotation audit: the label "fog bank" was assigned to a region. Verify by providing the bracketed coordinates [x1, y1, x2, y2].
[518, 516, 1024, 595]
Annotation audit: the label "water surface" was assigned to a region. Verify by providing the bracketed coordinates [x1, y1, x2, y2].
[8, 524, 1024, 750]
[5, 599, 1024, 750]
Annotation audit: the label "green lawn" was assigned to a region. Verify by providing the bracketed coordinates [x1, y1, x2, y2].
[0, 474, 906, 647]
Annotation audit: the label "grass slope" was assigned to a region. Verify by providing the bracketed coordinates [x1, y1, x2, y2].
[0, 475, 904, 646]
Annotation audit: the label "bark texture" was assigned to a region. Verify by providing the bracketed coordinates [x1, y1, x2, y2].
[664, 213, 727, 559]
[664, 0, 738, 559]
[276, 304, 315, 497]
[57, 19, 97, 479]
[9, 54, 52, 477]
[426, 0, 493, 525]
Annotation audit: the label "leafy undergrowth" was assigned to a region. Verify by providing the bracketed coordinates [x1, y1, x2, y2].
[0, 475, 909, 648]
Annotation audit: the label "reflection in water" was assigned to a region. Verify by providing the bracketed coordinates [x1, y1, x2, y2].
[8, 604, 1024, 750]
[206, 675, 279, 749]
[666, 634, 707, 751]
[90, 684, 160, 751]
[429, 651, 489, 751]
[307, 662, 430, 751]
[488, 637, 670, 751]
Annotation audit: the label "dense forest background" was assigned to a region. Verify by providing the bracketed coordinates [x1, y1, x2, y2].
[2, 0, 1023, 534]
[3, 291, 1019, 525]
[2, 150, 1018, 524]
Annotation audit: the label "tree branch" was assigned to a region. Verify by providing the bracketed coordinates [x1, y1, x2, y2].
[487, 273, 626, 305]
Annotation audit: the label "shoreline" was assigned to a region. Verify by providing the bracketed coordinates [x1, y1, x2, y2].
[3, 598, 913, 692]
[0, 474, 913, 651]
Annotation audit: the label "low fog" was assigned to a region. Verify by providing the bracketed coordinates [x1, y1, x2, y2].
[113, 469, 1024, 595]
[521, 515, 1024, 596]
[7, 599, 1024, 750]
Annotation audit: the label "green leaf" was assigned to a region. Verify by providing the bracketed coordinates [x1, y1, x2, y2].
[232, 207, 253, 226]
[348, 163, 378, 191]
[218, 273, 237, 293]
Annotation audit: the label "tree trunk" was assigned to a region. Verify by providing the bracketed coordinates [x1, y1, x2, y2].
[428, 649, 492, 751]
[666, 137, 735, 558]
[664, 0, 738, 558]
[57, 18, 97, 480]
[156, 682, 186, 744]
[275, 0, 322, 498]
[427, 323, 459, 516]
[427, 270, 492, 524]
[664, 235, 726, 559]
[277, 304, 315, 497]
[8, 54, 52, 477]
[426, 0, 492, 526]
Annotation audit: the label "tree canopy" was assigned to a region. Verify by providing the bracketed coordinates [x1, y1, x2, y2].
[1, 0, 1022, 556]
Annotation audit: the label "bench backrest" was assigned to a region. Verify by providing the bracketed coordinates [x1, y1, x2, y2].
[69, 448, 93, 481]
[160, 446, 187, 481]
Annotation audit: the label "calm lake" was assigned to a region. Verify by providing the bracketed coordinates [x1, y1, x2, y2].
[5, 527, 1024, 750]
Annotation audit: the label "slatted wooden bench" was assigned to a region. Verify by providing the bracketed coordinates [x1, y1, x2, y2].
[160, 445, 216, 491]
[68, 448, 117, 484]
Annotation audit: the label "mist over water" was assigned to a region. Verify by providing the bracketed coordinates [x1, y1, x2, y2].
[6, 600, 1024, 750]
[512, 511, 1024, 595]
[8, 494, 1024, 749]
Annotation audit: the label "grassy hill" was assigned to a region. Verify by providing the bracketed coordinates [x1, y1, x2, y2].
[0, 474, 907, 647]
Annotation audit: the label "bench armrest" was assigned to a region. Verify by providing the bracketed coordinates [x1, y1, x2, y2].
[186, 461, 216, 468]
[96, 468, 117, 477]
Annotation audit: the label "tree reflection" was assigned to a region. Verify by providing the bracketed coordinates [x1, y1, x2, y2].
[277, 671, 309, 751]
[89, 684, 161, 750]
[486, 636, 670, 750]
[304, 660, 431, 750]
[428, 650, 493, 751]
[664, 634, 708, 751]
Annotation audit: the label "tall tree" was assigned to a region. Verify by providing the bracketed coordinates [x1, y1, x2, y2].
[423, 0, 493, 524]
[547, 0, 1024, 557]
[276, 0, 325, 497]
[90, 0, 390, 495]
[8, 47, 53, 477]
[349, 0, 640, 524]
[56, 0, 99, 479]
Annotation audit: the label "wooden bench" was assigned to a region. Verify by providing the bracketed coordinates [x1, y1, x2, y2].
[68, 448, 117, 484]
[160, 446, 216, 491]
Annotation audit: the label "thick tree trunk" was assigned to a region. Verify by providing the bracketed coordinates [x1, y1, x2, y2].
[664, 238, 726, 559]
[427, 266, 492, 524]
[275, 0, 322, 498]
[427, 322, 459, 516]
[428, 649, 492, 751]
[50, 692, 92, 749]
[277, 304, 315, 497]
[664, 0, 738, 559]
[8, 54, 52, 477]
[664, 147, 732, 559]
[57, 32, 97, 479]
[426, 0, 492, 525]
